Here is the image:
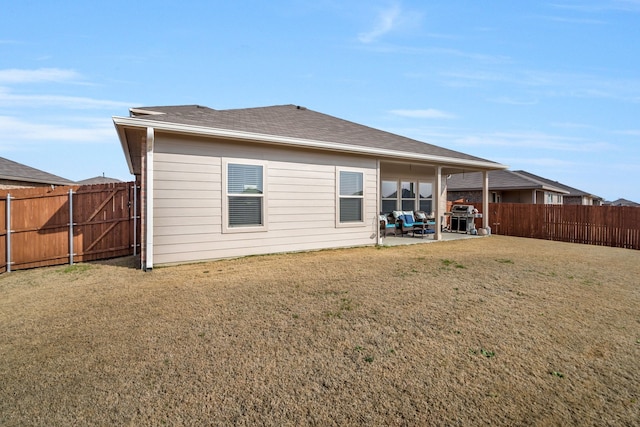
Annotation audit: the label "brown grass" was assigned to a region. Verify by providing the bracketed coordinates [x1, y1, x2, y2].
[1, 236, 639, 426]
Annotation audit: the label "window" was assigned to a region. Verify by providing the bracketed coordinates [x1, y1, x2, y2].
[224, 161, 266, 231]
[401, 181, 416, 211]
[418, 182, 433, 213]
[381, 180, 398, 213]
[338, 169, 364, 223]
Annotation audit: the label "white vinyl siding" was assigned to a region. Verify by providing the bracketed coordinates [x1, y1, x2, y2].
[151, 134, 377, 265]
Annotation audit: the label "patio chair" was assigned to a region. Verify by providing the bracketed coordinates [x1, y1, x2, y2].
[393, 211, 426, 237]
[413, 211, 436, 237]
[380, 214, 397, 237]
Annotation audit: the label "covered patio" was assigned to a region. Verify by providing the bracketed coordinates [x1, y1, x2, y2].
[379, 230, 486, 246]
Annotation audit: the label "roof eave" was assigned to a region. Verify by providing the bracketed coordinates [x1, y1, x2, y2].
[113, 118, 135, 174]
[112, 116, 508, 171]
[0, 174, 73, 186]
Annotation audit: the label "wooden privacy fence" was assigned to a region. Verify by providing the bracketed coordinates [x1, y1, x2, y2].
[1, 182, 140, 273]
[486, 203, 640, 250]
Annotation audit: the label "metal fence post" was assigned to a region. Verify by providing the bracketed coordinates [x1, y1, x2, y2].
[69, 189, 74, 265]
[6, 194, 10, 273]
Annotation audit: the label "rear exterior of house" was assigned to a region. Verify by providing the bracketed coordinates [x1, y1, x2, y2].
[151, 132, 379, 265]
[114, 105, 507, 269]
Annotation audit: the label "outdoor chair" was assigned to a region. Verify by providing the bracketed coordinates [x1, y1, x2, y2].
[393, 211, 426, 237]
[380, 214, 397, 237]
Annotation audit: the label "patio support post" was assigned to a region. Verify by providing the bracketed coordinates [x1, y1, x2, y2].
[434, 166, 442, 241]
[482, 170, 489, 229]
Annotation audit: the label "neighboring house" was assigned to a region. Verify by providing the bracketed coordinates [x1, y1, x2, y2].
[113, 104, 507, 270]
[447, 169, 569, 205]
[605, 198, 640, 207]
[0, 156, 74, 189]
[76, 175, 123, 185]
[513, 171, 603, 206]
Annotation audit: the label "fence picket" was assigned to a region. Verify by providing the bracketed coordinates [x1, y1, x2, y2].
[0, 182, 140, 272]
[485, 203, 639, 250]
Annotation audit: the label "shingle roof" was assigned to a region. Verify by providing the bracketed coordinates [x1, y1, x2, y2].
[0, 156, 73, 186]
[606, 198, 640, 207]
[513, 170, 602, 200]
[447, 170, 569, 193]
[129, 104, 498, 165]
[76, 176, 123, 185]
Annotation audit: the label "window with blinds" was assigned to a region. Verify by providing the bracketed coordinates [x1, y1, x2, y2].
[338, 170, 363, 223]
[227, 163, 264, 227]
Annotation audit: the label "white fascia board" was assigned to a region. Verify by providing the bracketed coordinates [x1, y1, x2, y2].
[112, 117, 135, 174]
[112, 116, 508, 171]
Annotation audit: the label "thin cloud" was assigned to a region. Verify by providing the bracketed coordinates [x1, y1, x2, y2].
[551, 1, 640, 12]
[441, 68, 640, 102]
[390, 108, 457, 119]
[358, 3, 401, 43]
[544, 15, 606, 24]
[615, 129, 640, 136]
[488, 96, 538, 105]
[454, 131, 613, 152]
[500, 156, 577, 168]
[0, 68, 82, 84]
[0, 115, 115, 143]
[0, 88, 134, 109]
[357, 2, 422, 43]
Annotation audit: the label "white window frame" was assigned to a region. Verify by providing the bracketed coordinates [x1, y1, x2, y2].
[418, 180, 434, 214]
[400, 180, 418, 211]
[336, 167, 365, 227]
[381, 179, 399, 214]
[222, 159, 268, 233]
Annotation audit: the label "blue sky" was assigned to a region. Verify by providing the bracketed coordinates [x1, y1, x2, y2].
[1, 0, 639, 202]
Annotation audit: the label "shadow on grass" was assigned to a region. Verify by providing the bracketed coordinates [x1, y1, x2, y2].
[89, 255, 140, 270]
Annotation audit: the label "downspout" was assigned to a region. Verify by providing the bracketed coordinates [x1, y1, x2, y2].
[145, 127, 154, 271]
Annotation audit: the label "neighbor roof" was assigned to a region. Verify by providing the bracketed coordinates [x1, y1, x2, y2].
[76, 176, 123, 185]
[513, 170, 602, 200]
[114, 104, 507, 174]
[447, 170, 569, 194]
[0, 156, 73, 186]
[606, 198, 640, 207]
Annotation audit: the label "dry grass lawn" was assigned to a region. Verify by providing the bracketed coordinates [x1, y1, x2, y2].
[1, 236, 639, 426]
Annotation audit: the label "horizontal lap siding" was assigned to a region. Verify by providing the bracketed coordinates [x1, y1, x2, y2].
[152, 135, 378, 265]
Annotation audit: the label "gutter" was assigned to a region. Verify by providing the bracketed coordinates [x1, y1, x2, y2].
[112, 116, 508, 171]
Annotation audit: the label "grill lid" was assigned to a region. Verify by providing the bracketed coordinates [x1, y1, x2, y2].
[451, 204, 475, 214]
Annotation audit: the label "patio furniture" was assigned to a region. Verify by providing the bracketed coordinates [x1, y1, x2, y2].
[393, 211, 426, 237]
[380, 214, 397, 237]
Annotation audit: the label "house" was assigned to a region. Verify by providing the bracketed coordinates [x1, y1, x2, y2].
[113, 104, 507, 270]
[0, 156, 74, 189]
[447, 170, 570, 205]
[76, 175, 123, 185]
[605, 198, 640, 207]
[513, 171, 603, 206]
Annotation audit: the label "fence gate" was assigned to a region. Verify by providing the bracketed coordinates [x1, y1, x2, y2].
[1, 182, 139, 273]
